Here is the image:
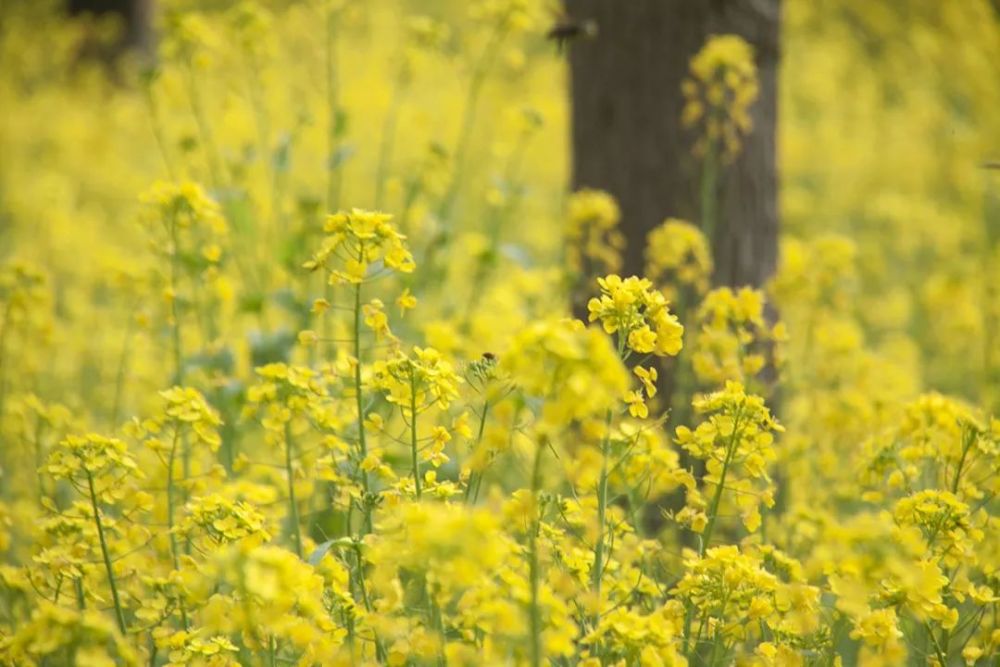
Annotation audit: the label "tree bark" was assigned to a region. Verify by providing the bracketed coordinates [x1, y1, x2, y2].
[567, 1, 782, 538]
[68, 0, 153, 56]
[567, 0, 781, 290]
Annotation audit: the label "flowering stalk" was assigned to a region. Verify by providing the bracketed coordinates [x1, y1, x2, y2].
[590, 330, 631, 624]
[86, 472, 127, 635]
[683, 36, 758, 261]
[584, 274, 685, 641]
[346, 266, 385, 663]
[682, 408, 743, 659]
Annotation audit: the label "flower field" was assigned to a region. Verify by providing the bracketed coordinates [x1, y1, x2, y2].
[1, 1, 999, 665]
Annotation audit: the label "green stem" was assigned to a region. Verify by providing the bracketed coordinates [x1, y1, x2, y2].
[700, 408, 743, 555]
[167, 429, 181, 570]
[706, 593, 730, 666]
[352, 282, 372, 534]
[317, 279, 335, 367]
[465, 124, 535, 309]
[169, 212, 184, 386]
[464, 399, 490, 505]
[75, 577, 86, 610]
[352, 543, 387, 663]
[285, 422, 302, 558]
[325, 5, 343, 211]
[110, 312, 135, 427]
[410, 370, 422, 500]
[425, 17, 509, 275]
[245, 48, 274, 229]
[590, 409, 614, 621]
[700, 133, 720, 263]
[440, 20, 506, 218]
[374, 72, 403, 210]
[430, 592, 448, 667]
[925, 622, 948, 665]
[472, 470, 487, 504]
[142, 82, 177, 179]
[668, 290, 694, 427]
[217, 387, 236, 476]
[181, 433, 191, 557]
[528, 440, 545, 667]
[684, 409, 743, 657]
[183, 60, 224, 190]
[86, 473, 127, 635]
[0, 301, 12, 440]
[34, 419, 46, 502]
[165, 428, 190, 630]
[951, 426, 974, 494]
[981, 176, 999, 410]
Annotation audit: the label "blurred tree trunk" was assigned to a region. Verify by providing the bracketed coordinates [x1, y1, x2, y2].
[68, 0, 153, 56]
[567, 1, 782, 535]
[566, 0, 781, 291]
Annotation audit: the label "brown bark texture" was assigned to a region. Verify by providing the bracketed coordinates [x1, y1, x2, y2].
[566, 0, 781, 289]
[68, 0, 153, 55]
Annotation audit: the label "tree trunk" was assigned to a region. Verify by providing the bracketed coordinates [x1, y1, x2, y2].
[68, 0, 153, 56]
[567, 1, 781, 537]
[567, 0, 781, 290]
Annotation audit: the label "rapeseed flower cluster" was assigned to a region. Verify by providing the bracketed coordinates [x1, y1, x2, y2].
[305, 209, 415, 284]
[566, 189, 624, 284]
[689, 287, 783, 391]
[587, 275, 684, 358]
[645, 219, 713, 302]
[681, 35, 759, 161]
